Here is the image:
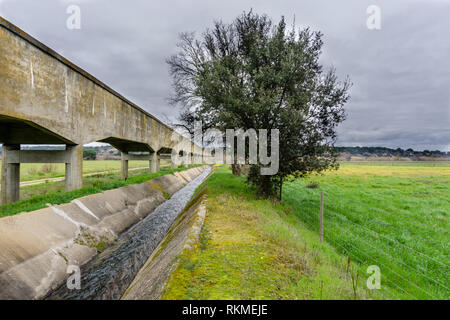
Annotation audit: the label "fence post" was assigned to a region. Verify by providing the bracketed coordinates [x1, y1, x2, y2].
[320, 192, 324, 242]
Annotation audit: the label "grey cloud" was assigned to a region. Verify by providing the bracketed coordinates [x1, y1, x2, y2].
[0, 0, 448, 150]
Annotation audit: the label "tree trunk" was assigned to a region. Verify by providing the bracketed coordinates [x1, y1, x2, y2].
[231, 164, 242, 176]
[279, 177, 283, 200]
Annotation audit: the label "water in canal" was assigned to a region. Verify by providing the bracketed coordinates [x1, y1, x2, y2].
[47, 167, 211, 300]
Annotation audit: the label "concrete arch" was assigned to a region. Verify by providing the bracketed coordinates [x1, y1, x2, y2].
[98, 137, 155, 153]
[0, 115, 74, 145]
[0, 115, 84, 204]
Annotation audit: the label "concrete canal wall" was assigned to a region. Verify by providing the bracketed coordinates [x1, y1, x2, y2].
[0, 166, 207, 299]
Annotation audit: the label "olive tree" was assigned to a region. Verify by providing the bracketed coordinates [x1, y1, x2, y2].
[167, 11, 351, 199]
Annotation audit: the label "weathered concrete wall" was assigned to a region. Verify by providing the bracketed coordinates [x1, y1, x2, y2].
[122, 195, 208, 300]
[0, 17, 193, 153]
[0, 17, 205, 204]
[0, 166, 206, 300]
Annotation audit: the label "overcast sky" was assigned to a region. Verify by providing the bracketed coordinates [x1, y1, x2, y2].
[0, 0, 449, 151]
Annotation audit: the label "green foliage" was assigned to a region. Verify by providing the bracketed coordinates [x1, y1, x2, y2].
[167, 11, 350, 198]
[95, 242, 107, 252]
[83, 149, 97, 160]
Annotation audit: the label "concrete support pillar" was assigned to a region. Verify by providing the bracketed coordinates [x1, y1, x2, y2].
[1, 144, 20, 205]
[156, 154, 161, 171]
[193, 153, 200, 165]
[65, 145, 83, 191]
[121, 152, 129, 180]
[149, 152, 158, 173]
[171, 159, 178, 169]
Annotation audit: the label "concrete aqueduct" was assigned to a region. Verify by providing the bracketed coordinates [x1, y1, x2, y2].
[0, 17, 203, 205]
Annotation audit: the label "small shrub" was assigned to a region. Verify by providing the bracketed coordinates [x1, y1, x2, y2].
[41, 164, 57, 173]
[306, 182, 319, 189]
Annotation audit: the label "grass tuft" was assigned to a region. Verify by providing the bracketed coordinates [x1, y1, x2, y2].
[306, 182, 320, 189]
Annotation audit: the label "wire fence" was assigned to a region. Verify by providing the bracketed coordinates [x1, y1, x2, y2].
[290, 188, 449, 300]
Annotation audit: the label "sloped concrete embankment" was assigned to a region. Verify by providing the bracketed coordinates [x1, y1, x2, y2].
[122, 193, 208, 300]
[0, 166, 207, 300]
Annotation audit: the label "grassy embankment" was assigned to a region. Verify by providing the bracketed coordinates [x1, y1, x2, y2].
[162, 166, 375, 300]
[162, 162, 448, 300]
[0, 162, 198, 218]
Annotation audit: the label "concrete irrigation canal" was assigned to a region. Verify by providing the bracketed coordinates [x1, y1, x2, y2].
[0, 166, 211, 299]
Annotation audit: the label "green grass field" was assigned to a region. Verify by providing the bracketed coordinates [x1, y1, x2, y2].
[283, 161, 449, 299]
[0, 160, 153, 182]
[163, 162, 448, 300]
[163, 165, 374, 300]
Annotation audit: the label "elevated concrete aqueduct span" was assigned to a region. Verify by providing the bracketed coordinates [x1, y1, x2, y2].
[0, 17, 204, 205]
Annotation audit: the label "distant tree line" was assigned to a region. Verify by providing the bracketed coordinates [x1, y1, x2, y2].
[0, 145, 449, 158]
[83, 149, 97, 160]
[334, 146, 450, 158]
